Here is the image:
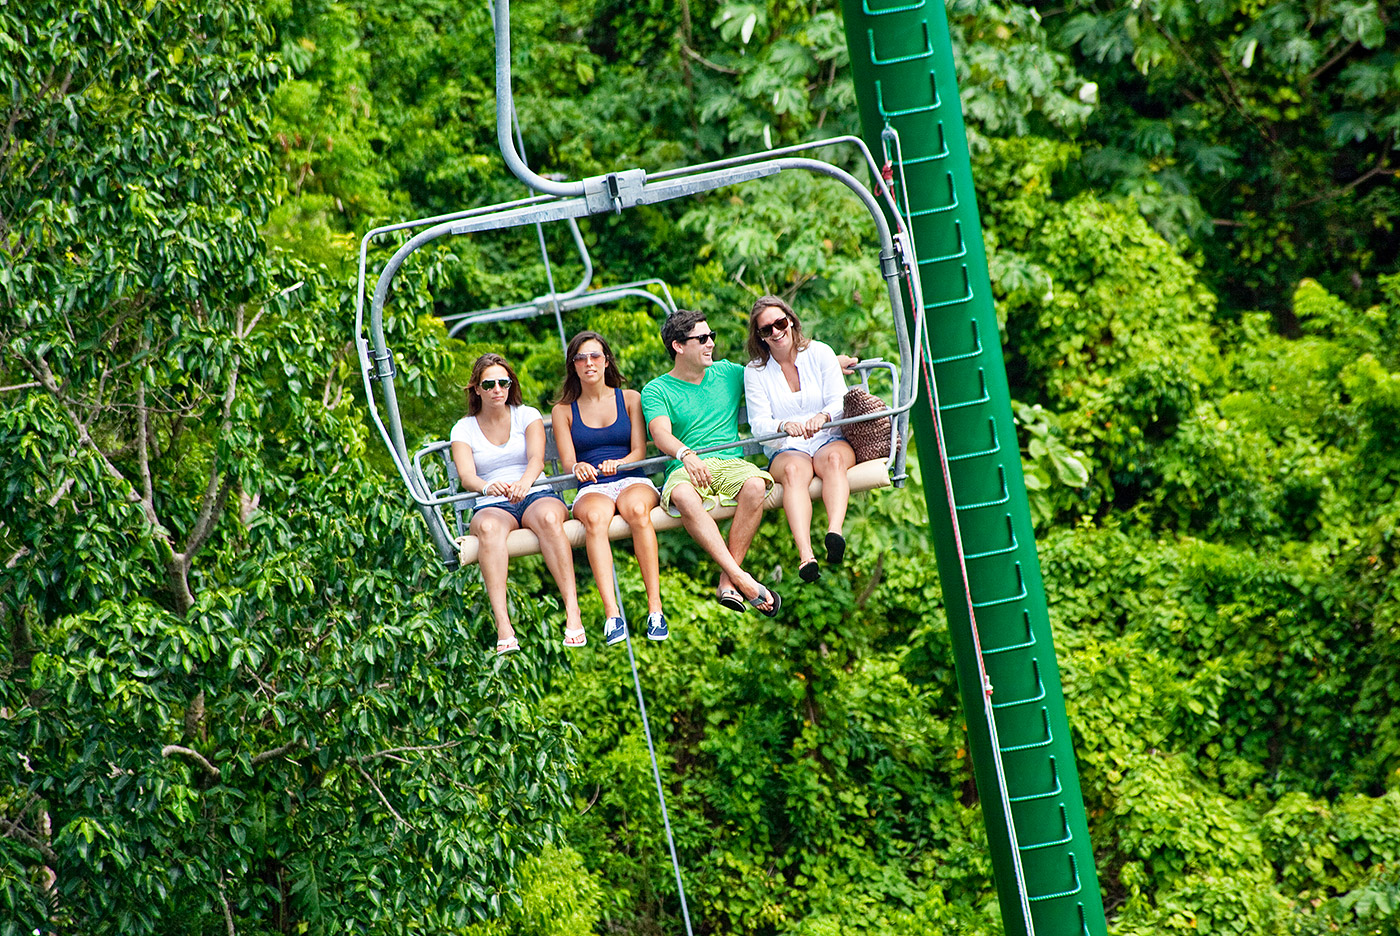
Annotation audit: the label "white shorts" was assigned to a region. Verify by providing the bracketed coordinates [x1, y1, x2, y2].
[765, 428, 846, 463]
[571, 476, 658, 510]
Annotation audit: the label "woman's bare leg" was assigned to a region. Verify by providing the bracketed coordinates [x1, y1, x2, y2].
[771, 451, 816, 563]
[523, 497, 583, 632]
[573, 491, 620, 618]
[470, 507, 520, 641]
[617, 484, 663, 614]
[814, 441, 856, 535]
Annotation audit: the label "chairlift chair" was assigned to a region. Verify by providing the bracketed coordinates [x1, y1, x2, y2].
[352, 0, 925, 572]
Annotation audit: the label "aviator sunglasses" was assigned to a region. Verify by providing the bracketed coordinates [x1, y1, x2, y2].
[757, 317, 792, 339]
[573, 351, 606, 363]
[478, 378, 512, 390]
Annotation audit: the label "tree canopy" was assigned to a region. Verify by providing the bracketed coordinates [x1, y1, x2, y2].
[4, 0, 1399, 934]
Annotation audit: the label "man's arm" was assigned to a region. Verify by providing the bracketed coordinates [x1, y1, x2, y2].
[648, 413, 712, 491]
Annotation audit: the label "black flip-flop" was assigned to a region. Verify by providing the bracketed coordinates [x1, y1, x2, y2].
[746, 586, 782, 618]
[825, 531, 846, 565]
[799, 559, 821, 583]
[717, 589, 746, 613]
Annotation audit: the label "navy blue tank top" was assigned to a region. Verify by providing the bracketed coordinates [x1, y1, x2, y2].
[572, 388, 647, 485]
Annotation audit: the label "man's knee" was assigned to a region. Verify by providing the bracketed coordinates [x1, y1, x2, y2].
[739, 476, 768, 503]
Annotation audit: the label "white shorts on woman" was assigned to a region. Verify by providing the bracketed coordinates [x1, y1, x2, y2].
[571, 475, 658, 510]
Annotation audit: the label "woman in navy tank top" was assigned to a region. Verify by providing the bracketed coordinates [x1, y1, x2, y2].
[552, 331, 669, 644]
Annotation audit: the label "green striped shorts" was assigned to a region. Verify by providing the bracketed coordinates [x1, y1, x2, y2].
[660, 457, 774, 517]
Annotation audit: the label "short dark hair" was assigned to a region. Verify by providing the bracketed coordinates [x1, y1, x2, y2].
[466, 352, 524, 415]
[660, 309, 709, 360]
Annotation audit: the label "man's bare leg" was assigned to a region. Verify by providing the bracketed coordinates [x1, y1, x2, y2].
[670, 483, 772, 609]
[724, 475, 768, 568]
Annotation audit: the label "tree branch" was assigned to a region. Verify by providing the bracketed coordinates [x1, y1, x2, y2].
[170, 345, 241, 613]
[1308, 39, 1358, 83]
[682, 44, 738, 75]
[358, 742, 461, 764]
[217, 870, 237, 936]
[136, 334, 157, 520]
[162, 744, 221, 779]
[0, 381, 40, 392]
[355, 761, 416, 831]
[1, 817, 59, 865]
[1285, 160, 1397, 212]
[251, 739, 305, 767]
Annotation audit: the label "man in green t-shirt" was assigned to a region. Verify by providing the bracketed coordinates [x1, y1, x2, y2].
[641, 309, 781, 616]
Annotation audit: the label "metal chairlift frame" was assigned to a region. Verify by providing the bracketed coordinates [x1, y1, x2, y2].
[438, 103, 681, 341]
[352, 0, 926, 570]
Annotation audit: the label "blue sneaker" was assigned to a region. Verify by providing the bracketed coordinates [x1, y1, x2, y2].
[646, 612, 669, 642]
[603, 616, 628, 646]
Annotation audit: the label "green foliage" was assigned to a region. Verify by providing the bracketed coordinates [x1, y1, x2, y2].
[463, 843, 605, 936]
[1035, 0, 1400, 312]
[1, 3, 576, 932]
[6, 1, 1400, 935]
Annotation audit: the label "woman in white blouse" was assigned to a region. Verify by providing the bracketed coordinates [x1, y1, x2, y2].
[450, 353, 584, 653]
[743, 296, 856, 583]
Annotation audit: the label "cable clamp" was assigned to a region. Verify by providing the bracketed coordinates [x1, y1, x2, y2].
[584, 169, 647, 215]
[371, 347, 396, 380]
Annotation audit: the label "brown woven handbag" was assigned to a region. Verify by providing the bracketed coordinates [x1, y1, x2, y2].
[841, 387, 892, 463]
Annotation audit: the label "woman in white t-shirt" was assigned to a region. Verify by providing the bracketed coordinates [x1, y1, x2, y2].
[451, 353, 583, 654]
[743, 296, 856, 584]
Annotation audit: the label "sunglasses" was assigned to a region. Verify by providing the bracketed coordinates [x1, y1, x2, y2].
[478, 378, 512, 390]
[757, 317, 791, 339]
[682, 331, 718, 345]
[573, 351, 605, 364]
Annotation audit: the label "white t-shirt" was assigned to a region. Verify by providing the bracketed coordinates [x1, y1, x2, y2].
[449, 405, 544, 504]
[744, 340, 847, 457]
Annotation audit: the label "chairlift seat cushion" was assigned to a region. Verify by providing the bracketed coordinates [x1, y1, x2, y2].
[453, 459, 891, 566]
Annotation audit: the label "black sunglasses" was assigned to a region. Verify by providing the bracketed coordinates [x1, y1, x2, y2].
[757, 317, 792, 339]
[681, 331, 717, 345]
[478, 378, 512, 390]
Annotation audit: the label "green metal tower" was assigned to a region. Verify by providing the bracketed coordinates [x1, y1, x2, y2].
[838, 2, 1108, 934]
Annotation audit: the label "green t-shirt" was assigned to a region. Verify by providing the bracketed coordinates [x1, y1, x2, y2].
[641, 359, 746, 472]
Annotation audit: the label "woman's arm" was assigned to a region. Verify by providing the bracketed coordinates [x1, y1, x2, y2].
[552, 403, 597, 482]
[816, 343, 848, 421]
[506, 417, 547, 502]
[617, 389, 649, 467]
[744, 365, 798, 438]
[451, 441, 497, 496]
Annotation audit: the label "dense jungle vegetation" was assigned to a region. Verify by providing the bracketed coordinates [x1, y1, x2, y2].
[3, 0, 1399, 933]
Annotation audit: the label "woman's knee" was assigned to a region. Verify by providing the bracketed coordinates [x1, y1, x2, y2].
[577, 501, 614, 532]
[816, 447, 853, 475]
[620, 498, 653, 527]
[526, 502, 569, 533]
[472, 515, 510, 541]
[780, 459, 812, 483]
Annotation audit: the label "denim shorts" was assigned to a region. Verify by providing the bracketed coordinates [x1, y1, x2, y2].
[474, 488, 565, 524]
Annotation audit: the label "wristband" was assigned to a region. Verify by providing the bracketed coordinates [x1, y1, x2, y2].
[676, 446, 692, 460]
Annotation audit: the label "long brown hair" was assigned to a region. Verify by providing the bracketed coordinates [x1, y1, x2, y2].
[746, 295, 810, 366]
[554, 331, 625, 405]
[466, 353, 523, 416]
